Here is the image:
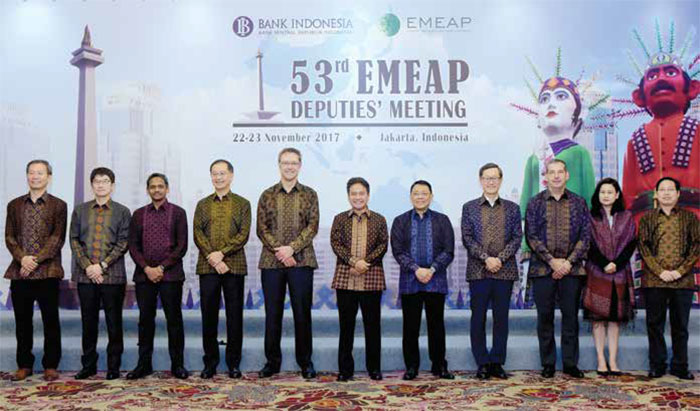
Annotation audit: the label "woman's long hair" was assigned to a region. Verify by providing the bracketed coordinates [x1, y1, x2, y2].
[590, 177, 626, 218]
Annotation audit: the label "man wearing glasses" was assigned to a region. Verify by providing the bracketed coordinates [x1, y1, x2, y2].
[257, 148, 319, 379]
[461, 163, 522, 380]
[70, 167, 131, 380]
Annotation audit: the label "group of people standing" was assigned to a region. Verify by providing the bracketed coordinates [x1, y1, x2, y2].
[4, 147, 699, 384]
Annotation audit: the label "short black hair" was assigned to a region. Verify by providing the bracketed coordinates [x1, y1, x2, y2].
[90, 167, 115, 184]
[346, 177, 370, 194]
[545, 158, 568, 172]
[146, 173, 169, 188]
[26, 159, 52, 175]
[210, 159, 234, 173]
[656, 176, 681, 191]
[590, 177, 625, 218]
[479, 162, 502, 178]
[410, 180, 432, 194]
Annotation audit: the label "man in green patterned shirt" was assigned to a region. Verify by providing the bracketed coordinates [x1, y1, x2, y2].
[193, 159, 251, 379]
[257, 148, 319, 379]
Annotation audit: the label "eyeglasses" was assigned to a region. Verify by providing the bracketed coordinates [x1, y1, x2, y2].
[280, 161, 300, 167]
[92, 178, 112, 185]
[480, 177, 501, 183]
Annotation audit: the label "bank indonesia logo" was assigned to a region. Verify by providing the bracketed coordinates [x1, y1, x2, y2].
[233, 16, 254, 37]
[380, 13, 400, 37]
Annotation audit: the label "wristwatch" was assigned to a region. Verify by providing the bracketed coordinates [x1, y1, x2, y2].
[100, 261, 108, 270]
[429, 266, 436, 275]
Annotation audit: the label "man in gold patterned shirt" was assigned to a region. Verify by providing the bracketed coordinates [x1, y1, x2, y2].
[193, 159, 251, 379]
[639, 177, 700, 380]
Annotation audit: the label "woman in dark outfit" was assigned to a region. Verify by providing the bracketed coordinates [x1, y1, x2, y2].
[583, 178, 636, 376]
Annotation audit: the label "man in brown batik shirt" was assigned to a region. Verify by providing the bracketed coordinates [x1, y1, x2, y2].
[5, 160, 66, 381]
[257, 147, 319, 379]
[330, 177, 388, 382]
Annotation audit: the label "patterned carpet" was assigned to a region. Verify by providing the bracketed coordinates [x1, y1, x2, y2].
[1, 371, 699, 410]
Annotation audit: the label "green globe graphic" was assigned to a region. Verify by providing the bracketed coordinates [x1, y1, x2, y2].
[380, 13, 400, 37]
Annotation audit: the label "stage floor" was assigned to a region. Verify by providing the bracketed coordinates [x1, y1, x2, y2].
[1, 370, 699, 410]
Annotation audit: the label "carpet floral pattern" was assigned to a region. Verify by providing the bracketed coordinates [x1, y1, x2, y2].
[1, 371, 699, 410]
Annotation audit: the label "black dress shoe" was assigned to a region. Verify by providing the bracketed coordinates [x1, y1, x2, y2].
[476, 365, 490, 380]
[369, 371, 383, 381]
[541, 365, 555, 378]
[431, 365, 454, 379]
[126, 365, 153, 380]
[74, 368, 97, 380]
[608, 371, 623, 377]
[563, 366, 584, 378]
[438, 369, 454, 379]
[172, 366, 189, 379]
[648, 369, 665, 378]
[105, 370, 120, 380]
[489, 364, 508, 380]
[596, 370, 609, 377]
[258, 364, 279, 378]
[200, 367, 216, 379]
[336, 373, 352, 382]
[301, 364, 317, 379]
[228, 368, 242, 379]
[670, 370, 695, 380]
[403, 368, 418, 380]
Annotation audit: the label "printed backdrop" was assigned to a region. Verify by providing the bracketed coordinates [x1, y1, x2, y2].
[1, 0, 698, 309]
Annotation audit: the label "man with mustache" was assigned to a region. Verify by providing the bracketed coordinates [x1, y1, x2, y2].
[622, 52, 700, 224]
[621, 51, 700, 306]
[127, 173, 189, 380]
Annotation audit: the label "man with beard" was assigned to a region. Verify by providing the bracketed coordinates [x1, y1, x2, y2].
[127, 173, 189, 380]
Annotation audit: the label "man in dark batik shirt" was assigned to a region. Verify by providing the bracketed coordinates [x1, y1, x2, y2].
[640, 177, 700, 381]
[5, 160, 66, 382]
[257, 148, 319, 379]
[70, 167, 131, 380]
[127, 173, 189, 380]
[194, 159, 251, 379]
[461, 163, 522, 380]
[330, 177, 388, 382]
[391, 180, 455, 381]
[525, 159, 590, 379]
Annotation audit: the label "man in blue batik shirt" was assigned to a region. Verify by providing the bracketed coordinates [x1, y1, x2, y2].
[391, 180, 455, 381]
